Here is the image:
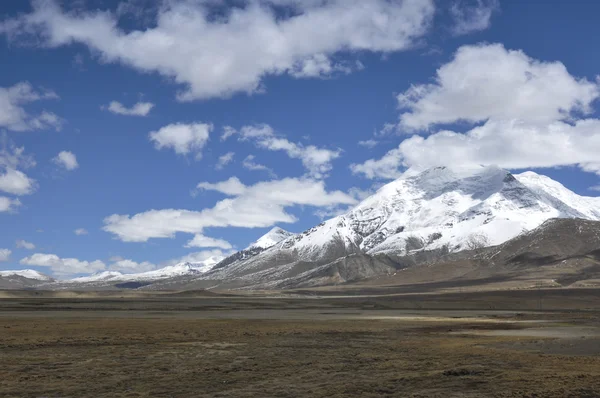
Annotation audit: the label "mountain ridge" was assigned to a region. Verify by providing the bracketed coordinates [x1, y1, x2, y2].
[4, 166, 599, 291]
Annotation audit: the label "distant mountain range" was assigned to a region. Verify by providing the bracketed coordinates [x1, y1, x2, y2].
[2, 166, 600, 291]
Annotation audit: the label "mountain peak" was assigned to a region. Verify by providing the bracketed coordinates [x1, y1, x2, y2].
[247, 227, 294, 250]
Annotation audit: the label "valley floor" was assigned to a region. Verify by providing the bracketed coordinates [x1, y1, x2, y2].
[1, 289, 600, 397]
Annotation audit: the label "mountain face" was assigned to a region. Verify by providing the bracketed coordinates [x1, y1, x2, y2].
[184, 165, 600, 289]
[273, 165, 600, 259]
[210, 227, 295, 272]
[47, 229, 294, 290]
[0, 270, 54, 289]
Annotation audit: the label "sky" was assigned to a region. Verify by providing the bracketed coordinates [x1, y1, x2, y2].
[1, 0, 599, 278]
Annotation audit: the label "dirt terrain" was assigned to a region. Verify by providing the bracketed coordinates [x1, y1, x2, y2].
[1, 289, 600, 397]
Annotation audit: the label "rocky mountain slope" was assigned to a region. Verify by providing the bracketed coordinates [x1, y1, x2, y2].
[0, 270, 54, 289]
[41, 228, 295, 290]
[169, 165, 600, 290]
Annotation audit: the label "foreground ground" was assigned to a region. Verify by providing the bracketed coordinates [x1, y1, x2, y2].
[1, 289, 600, 397]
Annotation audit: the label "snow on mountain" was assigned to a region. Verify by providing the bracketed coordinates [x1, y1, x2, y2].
[515, 171, 600, 220]
[247, 227, 295, 250]
[205, 165, 600, 283]
[68, 271, 125, 283]
[130, 259, 219, 280]
[210, 227, 295, 272]
[62, 256, 224, 286]
[0, 269, 53, 281]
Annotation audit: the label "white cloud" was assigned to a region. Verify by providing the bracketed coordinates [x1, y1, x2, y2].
[450, 0, 499, 36]
[20, 253, 106, 276]
[0, 168, 37, 195]
[289, 53, 357, 78]
[0, 141, 36, 196]
[0, 82, 61, 131]
[53, 150, 79, 170]
[104, 176, 357, 242]
[149, 122, 212, 159]
[0, 197, 21, 213]
[0, 249, 11, 262]
[351, 147, 405, 180]
[105, 101, 154, 116]
[15, 240, 35, 250]
[314, 186, 378, 219]
[377, 119, 600, 175]
[74, 228, 88, 235]
[590, 186, 600, 192]
[0, 0, 434, 100]
[398, 44, 599, 130]
[185, 234, 233, 250]
[242, 155, 276, 177]
[221, 126, 237, 141]
[375, 123, 399, 137]
[215, 152, 235, 170]
[353, 45, 600, 180]
[235, 124, 341, 178]
[109, 259, 155, 273]
[358, 140, 378, 149]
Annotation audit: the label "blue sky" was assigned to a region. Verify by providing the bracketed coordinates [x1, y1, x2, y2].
[1, 0, 599, 277]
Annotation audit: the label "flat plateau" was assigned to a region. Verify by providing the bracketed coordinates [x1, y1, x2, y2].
[1, 288, 599, 397]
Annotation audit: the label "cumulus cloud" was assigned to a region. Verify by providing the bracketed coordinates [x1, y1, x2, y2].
[233, 124, 340, 178]
[353, 44, 600, 180]
[0, 82, 62, 131]
[0, 168, 37, 195]
[185, 234, 233, 250]
[53, 150, 79, 170]
[398, 43, 599, 130]
[215, 152, 235, 170]
[450, 0, 499, 36]
[0, 249, 11, 262]
[109, 259, 155, 273]
[351, 147, 405, 180]
[105, 101, 154, 116]
[74, 228, 88, 235]
[103, 176, 356, 242]
[0, 0, 435, 100]
[242, 155, 276, 177]
[20, 253, 106, 276]
[15, 240, 35, 250]
[0, 142, 36, 196]
[149, 122, 212, 159]
[354, 119, 600, 179]
[0, 197, 21, 212]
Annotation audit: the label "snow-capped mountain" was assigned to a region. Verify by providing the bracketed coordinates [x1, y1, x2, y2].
[247, 227, 295, 250]
[211, 227, 295, 272]
[67, 271, 126, 283]
[0, 269, 54, 289]
[56, 256, 224, 288]
[0, 269, 53, 281]
[270, 165, 600, 258]
[192, 165, 600, 288]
